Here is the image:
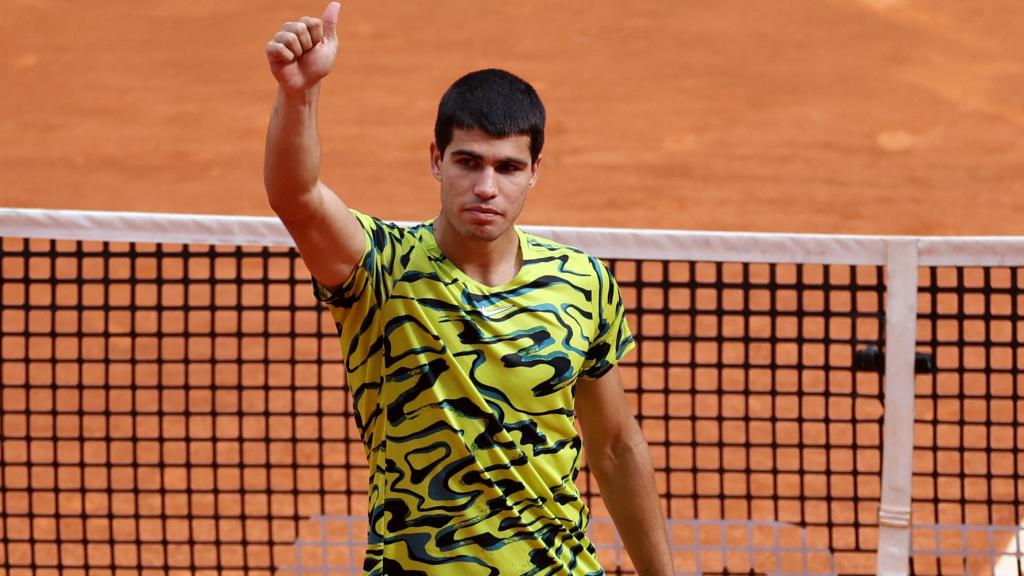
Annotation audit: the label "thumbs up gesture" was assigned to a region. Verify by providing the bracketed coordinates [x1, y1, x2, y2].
[266, 2, 341, 93]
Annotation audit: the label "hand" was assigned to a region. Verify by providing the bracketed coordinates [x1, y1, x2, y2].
[266, 2, 341, 93]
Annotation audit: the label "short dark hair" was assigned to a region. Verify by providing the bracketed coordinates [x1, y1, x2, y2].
[434, 69, 546, 163]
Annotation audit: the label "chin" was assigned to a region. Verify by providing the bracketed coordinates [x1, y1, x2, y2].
[462, 226, 504, 242]
[456, 221, 508, 242]
[451, 213, 503, 238]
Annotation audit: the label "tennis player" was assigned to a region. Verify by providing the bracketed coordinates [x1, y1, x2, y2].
[264, 3, 673, 574]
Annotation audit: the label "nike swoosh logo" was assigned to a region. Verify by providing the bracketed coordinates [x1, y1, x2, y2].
[479, 304, 516, 318]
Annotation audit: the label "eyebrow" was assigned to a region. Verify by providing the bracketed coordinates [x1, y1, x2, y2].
[449, 149, 530, 166]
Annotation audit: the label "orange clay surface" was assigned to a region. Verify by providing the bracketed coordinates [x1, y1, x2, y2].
[3, 0, 1024, 234]
[2, 1, 1024, 574]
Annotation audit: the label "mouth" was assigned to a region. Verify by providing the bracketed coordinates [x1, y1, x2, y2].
[465, 206, 501, 221]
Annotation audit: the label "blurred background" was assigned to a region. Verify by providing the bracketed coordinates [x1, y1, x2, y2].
[2, 0, 1024, 233]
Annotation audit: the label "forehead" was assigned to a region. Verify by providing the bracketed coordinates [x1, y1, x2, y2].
[445, 128, 532, 161]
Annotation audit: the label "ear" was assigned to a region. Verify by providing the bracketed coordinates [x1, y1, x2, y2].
[528, 153, 542, 188]
[430, 142, 442, 182]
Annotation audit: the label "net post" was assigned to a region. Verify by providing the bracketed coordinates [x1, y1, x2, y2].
[876, 238, 919, 576]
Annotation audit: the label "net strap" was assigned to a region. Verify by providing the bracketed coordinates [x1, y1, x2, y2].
[876, 239, 919, 576]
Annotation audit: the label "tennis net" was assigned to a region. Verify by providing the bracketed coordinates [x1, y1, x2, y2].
[0, 208, 1021, 575]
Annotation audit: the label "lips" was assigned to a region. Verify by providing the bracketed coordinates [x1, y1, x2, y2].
[465, 206, 501, 222]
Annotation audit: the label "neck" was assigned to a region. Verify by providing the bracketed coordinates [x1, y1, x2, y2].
[433, 214, 522, 287]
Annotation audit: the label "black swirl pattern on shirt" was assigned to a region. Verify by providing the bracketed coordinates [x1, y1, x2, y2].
[314, 212, 633, 575]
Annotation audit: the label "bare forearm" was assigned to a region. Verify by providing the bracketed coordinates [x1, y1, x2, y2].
[261, 3, 363, 288]
[591, 433, 673, 575]
[264, 86, 324, 217]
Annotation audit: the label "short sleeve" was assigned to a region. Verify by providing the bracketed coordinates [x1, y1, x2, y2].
[579, 258, 635, 380]
[311, 210, 407, 330]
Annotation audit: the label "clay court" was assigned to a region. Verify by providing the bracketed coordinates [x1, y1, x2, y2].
[4, 0, 1024, 233]
[2, 0, 1024, 574]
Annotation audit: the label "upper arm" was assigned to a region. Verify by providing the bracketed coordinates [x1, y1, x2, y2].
[576, 366, 639, 455]
[580, 257, 634, 380]
[577, 258, 639, 452]
[277, 180, 366, 291]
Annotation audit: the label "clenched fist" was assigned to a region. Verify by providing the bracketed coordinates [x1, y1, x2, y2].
[266, 2, 341, 93]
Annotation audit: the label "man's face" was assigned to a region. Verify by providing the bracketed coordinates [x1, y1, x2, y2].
[431, 128, 540, 243]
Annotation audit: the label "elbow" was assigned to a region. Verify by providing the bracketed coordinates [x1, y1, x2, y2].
[263, 156, 321, 219]
[265, 188, 294, 218]
[587, 425, 650, 480]
[266, 181, 321, 222]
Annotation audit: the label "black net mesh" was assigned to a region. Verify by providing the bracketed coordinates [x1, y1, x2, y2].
[1, 238, 362, 574]
[599, 259, 885, 575]
[912, 267, 1024, 576]
[7, 234, 1016, 575]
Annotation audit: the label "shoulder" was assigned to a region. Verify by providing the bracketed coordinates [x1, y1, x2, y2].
[350, 209, 432, 249]
[520, 229, 613, 285]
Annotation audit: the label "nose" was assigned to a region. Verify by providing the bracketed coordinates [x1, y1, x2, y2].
[474, 167, 498, 200]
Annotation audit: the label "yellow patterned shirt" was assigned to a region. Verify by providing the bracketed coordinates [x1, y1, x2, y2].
[314, 210, 634, 576]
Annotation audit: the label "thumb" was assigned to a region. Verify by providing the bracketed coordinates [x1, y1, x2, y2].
[322, 2, 341, 41]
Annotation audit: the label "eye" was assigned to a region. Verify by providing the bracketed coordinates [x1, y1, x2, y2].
[456, 157, 477, 168]
[498, 162, 524, 173]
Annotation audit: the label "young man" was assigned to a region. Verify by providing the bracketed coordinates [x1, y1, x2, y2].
[264, 3, 673, 574]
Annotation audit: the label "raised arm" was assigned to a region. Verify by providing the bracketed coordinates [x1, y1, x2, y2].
[264, 1, 365, 291]
[576, 366, 674, 575]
